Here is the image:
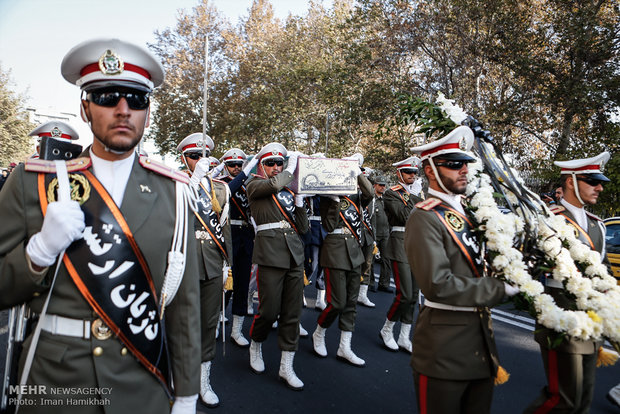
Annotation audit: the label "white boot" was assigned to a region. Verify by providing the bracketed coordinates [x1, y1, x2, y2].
[315, 289, 327, 310]
[380, 319, 399, 351]
[247, 291, 255, 315]
[303, 294, 307, 308]
[312, 325, 328, 357]
[336, 331, 365, 367]
[278, 351, 304, 391]
[299, 322, 308, 338]
[397, 323, 413, 353]
[357, 285, 375, 308]
[249, 340, 265, 374]
[231, 315, 250, 347]
[200, 361, 219, 407]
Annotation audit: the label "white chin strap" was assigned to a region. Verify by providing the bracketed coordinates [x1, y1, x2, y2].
[571, 173, 585, 206]
[429, 158, 452, 194]
[94, 136, 125, 155]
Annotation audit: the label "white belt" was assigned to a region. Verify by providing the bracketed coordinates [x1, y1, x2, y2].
[391, 226, 405, 232]
[546, 278, 563, 289]
[195, 230, 212, 240]
[230, 219, 249, 226]
[329, 227, 351, 235]
[41, 314, 91, 339]
[423, 299, 477, 312]
[309, 216, 321, 221]
[256, 221, 291, 232]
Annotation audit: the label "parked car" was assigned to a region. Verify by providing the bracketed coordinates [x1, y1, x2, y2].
[603, 217, 620, 283]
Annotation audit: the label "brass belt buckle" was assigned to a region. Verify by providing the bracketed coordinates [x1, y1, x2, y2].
[91, 318, 113, 340]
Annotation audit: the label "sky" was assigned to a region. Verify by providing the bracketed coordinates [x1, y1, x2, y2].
[0, 0, 329, 149]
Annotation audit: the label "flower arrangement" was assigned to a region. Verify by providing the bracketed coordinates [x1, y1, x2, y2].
[434, 94, 620, 347]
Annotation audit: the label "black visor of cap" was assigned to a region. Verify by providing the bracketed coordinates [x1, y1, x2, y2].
[82, 79, 152, 93]
[434, 152, 476, 162]
[580, 172, 610, 182]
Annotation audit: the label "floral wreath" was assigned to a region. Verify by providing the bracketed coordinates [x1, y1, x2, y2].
[427, 93, 620, 349]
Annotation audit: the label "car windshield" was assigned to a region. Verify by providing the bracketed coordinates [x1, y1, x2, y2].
[606, 223, 620, 253]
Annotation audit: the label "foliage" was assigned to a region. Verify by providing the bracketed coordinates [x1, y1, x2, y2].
[0, 65, 34, 166]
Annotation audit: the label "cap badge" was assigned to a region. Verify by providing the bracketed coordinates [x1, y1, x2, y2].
[51, 126, 62, 138]
[459, 136, 467, 151]
[98, 49, 124, 76]
[271, 150, 278, 156]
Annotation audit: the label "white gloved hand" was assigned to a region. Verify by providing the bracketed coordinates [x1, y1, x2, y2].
[503, 282, 520, 297]
[295, 194, 307, 207]
[242, 157, 259, 176]
[285, 151, 301, 174]
[170, 394, 198, 414]
[189, 158, 211, 188]
[210, 162, 226, 177]
[26, 200, 85, 267]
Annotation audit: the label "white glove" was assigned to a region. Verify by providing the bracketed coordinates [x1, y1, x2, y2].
[26, 200, 85, 267]
[170, 394, 198, 414]
[503, 282, 520, 297]
[285, 151, 301, 174]
[295, 194, 307, 207]
[210, 162, 226, 177]
[243, 157, 259, 176]
[189, 158, 211, 188]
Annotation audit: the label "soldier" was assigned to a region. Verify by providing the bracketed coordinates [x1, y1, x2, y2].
[369, 176, 391, 292]
[305, 194, 328, 310]
[216, 148, 259, 347]
[246, 143, 309, 390]
[405, 126, 518, 414]
[357, 164, 377, 308]
[29, 121, 81, 160]
[379, 156, 423, 353]
[176, 133, 232, 409]
[524, 152, 610, 414]
[311, 153, 374, 367]
[0, 39, 200, 413]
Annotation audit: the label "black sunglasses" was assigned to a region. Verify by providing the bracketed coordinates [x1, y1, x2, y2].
[400, 168, 417, 175]
[86, 90, 150, 110]
[263, 160, 284, 167]
[227, 161, 244, 168]
[435, 161, 467, 170]
[577, 177, 604, 187]
[185, 152, 204, 161]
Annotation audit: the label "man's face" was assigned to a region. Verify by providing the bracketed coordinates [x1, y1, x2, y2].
[374, 183, 386, 196]
[225, 161, 243, 177]
[261, 158, 284, 178]
[435, 159, 469, 194]
[398, 168, 417, 185]
[555, 187, 563, 200]
[576, 176, 604, 205]
[182, 152, 203, 172]
[82, 87, 150, 157]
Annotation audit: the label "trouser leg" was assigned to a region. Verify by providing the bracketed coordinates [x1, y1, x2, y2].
[376, 238, 391, 288]
[413, 371, 493, 414]
[231, 247, 253, 316]
[277, 263, 304, 351]
[317, 268, 347, 329]
[338, 266, 362, 332]
[386, 260, 417, 324]
[200, 276, 224, 362]
[250, 265, 284, 343]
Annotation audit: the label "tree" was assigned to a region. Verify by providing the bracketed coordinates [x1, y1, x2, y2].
[0, 64, 34, 166]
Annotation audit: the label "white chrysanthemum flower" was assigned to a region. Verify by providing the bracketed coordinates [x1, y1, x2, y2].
[436, 92, 468, 124]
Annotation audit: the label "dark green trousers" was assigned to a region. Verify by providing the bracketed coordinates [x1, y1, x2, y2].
[386, 260, 418, 324]
[317, 266, 361, 332]
[249, 264, 303, 351]
[200, 275, 223, 362]
[413, 371, 494, 414]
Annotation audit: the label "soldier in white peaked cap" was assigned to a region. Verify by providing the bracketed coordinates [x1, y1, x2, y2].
[525, 151, 610, 414]
[404, 125, 518, 414]
[378, 155, 423, 354]
[29, 121, 80, 159]
[0, 38, 201, 414]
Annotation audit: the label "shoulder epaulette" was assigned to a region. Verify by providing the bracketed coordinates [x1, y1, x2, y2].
[390, 184, 403, 192]
[212, 178, 227, 185]
[549, 205, 566, 215]
[585, 211, 602, 222]
[24, 157, 91, 173]
[139, 156, 189, 184]
[415, 197, 442, 211]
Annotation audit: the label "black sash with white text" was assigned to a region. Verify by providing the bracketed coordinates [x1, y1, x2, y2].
[431, 203, 484, 278]
[38, 170, 172, 398]
[195, 179, 228, 260]
[339, 196, 363, 244]
[272, 188, 298, 232]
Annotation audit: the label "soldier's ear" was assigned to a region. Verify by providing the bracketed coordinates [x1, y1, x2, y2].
[144, 107, 150, 128]
[424, 164, 436, 181]
[80, 101, 90, 123]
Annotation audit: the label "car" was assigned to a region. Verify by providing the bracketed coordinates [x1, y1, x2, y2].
[603, 217, 620, 283]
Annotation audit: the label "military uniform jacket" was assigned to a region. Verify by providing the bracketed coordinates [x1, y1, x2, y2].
[384, 184, 422, 262]
[193, 176, 233, 281]
[319, 174, 373, 271]
[0, 156, 201, 406]
[247, 171, 309, 269]
[221, 173, 254, 256]
[373, 196, 389, 241]
[534, 206, 605, 354]
[405, 202, 506, 380]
